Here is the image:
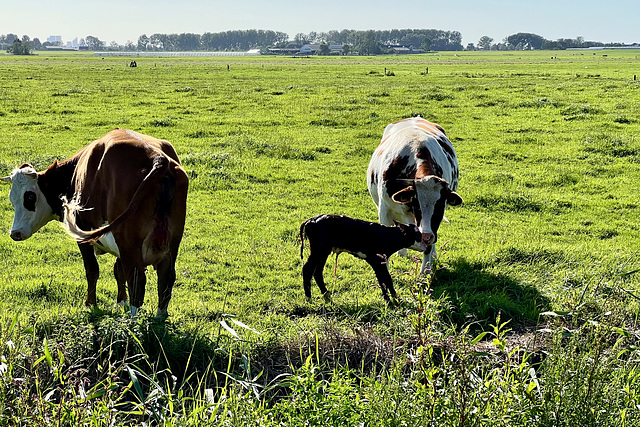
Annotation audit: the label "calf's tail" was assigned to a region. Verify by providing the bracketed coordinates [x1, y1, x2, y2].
[63, 154, 170, 243]
[299, 219, 310, 259]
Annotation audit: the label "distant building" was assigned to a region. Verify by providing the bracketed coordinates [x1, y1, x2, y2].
[388, 45, 426, 54]
[267, 46, 301, 55]
[47, 35, 62, 45]
[45, 46, 79, 51]
[300, 44, 319, 54]
[299, 44, 344, 55]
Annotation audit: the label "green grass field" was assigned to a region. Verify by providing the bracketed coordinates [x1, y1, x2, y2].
[1, 50, 640, 425]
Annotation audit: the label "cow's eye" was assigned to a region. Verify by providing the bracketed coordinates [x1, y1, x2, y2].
[24, 191, 37, 211]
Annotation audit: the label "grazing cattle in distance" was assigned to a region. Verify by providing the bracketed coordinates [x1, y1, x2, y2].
[299, 214, 426, 303]
[367, 116, 462, 274]
[2, 129, 189, 317]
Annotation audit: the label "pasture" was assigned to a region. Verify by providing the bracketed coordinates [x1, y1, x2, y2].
[0, 50, 639, 425]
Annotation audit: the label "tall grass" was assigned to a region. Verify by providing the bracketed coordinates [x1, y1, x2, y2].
[1, 293, 638, 425]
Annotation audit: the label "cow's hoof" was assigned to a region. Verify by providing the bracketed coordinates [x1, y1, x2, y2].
[156, 308, 168, 319]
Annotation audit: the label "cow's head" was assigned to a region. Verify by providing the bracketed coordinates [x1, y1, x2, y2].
[1, 164, 57, 241]
[391, 176, 462, 248]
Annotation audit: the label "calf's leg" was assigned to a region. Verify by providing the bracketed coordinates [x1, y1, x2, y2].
[313, 253, 332, 302]
[367, 256, 397, 303]
[302, 255, 317, 301]
[302, 251, 331, 302]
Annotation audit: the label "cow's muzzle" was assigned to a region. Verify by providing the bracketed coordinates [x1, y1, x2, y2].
[10, 230, 27, 241]
[421, 232, 436, 246]
[411, 241, 428, 252]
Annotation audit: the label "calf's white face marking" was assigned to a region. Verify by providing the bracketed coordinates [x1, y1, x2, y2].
[2, 167, 56, 241]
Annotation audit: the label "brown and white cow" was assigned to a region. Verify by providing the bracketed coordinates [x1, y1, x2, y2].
[367, 116, 462, 274]
[1, 129, 188, 316]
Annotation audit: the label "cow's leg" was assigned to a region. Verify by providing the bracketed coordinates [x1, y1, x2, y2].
[123, 261, 146, 316]
[312, 252, 331, 302]
[156, 255, 176, 318]
[377, 206, 395, 227]
[78, 243, 99, 307]
[113, 258, 127, 305]
[367, 257, 396, 303]
[378, 207, 409, 257]
[420, 245, 436, 275]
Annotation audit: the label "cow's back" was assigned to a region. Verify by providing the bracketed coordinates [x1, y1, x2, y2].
[71, 129, 188, 265]
[369, 117, 458, 192]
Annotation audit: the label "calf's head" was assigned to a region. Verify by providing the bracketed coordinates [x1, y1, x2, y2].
[391, 176, 462, 248]
[1, 165, 56, 241]
[394, 221, 428, 252]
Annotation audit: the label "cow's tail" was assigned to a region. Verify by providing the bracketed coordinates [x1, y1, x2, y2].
[63, 154, 170, 244]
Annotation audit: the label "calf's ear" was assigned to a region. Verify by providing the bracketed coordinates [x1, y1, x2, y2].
[393, 220, 411, 234]
[0, 176, 11, 183]
[392, 187, 415, 204]
[447, 191, 463, 206]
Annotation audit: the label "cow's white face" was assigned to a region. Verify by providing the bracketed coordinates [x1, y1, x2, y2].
[391, 176, 462, 247]
[2, 166, 56, 241]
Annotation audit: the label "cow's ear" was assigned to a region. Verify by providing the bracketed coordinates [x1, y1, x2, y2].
[392, 187, 415, 204]
[447, 191, 463, 206]
[0, 175, 11, 183]
[18, 163, 37, 179]
[43, 159, 58, 176]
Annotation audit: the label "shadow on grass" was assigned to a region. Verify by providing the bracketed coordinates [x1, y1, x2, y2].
[432, 258, 551, 328]
[35, 309, 242, 398]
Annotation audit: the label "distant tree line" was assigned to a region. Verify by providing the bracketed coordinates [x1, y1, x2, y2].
[132, 28, 464, 53]
[1, 34, 38, 55]
[468, 33, 637, 51]
[136, 30, 289, 52]
[2, 30, 638, 55]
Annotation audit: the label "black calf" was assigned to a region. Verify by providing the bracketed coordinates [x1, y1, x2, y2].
[299, 214, 425, 303]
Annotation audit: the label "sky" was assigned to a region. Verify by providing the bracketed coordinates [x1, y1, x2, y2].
[1, 0, 637, 47]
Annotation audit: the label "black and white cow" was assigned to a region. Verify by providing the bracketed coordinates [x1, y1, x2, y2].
[367, 116, 462, 274]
